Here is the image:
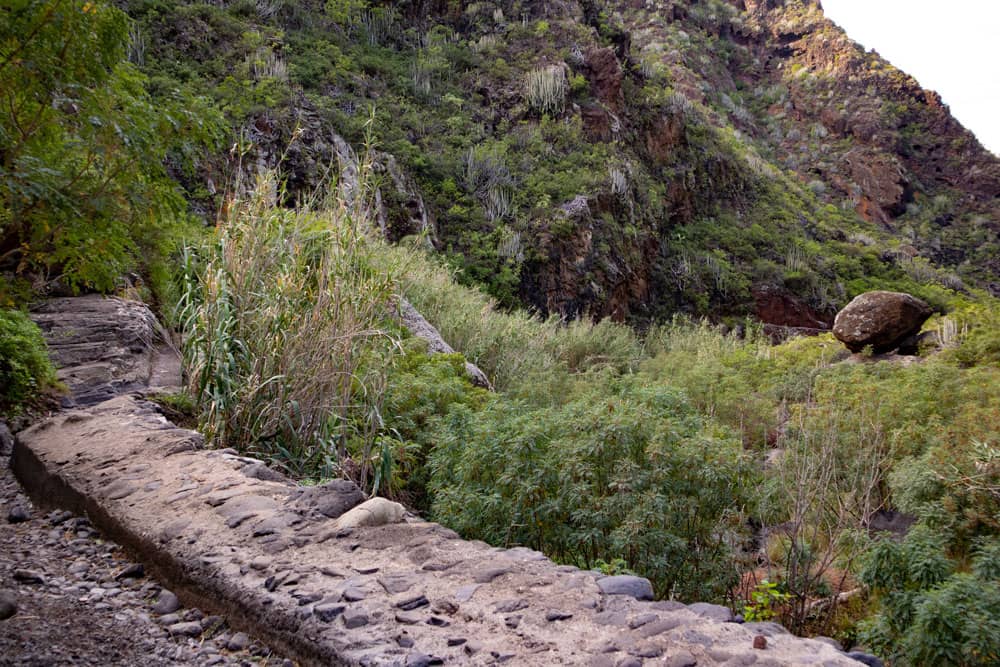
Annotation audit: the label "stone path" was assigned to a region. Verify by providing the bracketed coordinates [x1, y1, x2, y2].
[4, 295, 873, 666]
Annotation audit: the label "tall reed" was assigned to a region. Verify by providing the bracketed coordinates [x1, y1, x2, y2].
[179, 171, 399, 478]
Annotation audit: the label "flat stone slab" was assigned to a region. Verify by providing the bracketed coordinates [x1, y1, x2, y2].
[11, 395, 863, 666]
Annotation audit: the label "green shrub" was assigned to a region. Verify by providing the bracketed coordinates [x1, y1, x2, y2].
[0, 0, 220, 296]
[860, 532, 1000, 666]
[428, 375, 755, 601]
[0, 309, 59, 415]
[379, 345, 485, 506]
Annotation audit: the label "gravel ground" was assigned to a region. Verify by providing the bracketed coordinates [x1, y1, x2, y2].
[1, 450, 293, 667]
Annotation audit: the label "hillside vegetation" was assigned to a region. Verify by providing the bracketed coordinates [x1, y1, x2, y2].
[3, 0, 1000, 664]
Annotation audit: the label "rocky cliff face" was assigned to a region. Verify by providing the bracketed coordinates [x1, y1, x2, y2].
[128, 0, 1000, 323]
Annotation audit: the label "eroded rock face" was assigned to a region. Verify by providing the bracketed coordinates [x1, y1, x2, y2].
[753, 284, 832, 330]
[30, 296, 158, 406]
[833, 291, 933, 353]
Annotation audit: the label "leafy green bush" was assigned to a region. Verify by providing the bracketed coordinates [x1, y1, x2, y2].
[0, 0, 221, 300]
[379, 346, 485, 506]
[0, 309, 59, 415]
[860, 532, 1000, 666]
[428, 375, 755, 601]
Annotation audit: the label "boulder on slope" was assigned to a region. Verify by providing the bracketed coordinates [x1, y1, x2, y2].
[832, 291, 933, 354]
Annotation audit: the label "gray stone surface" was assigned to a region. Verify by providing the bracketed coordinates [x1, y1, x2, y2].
[596, 575, 655, 600]
[29, 295, 164, 406]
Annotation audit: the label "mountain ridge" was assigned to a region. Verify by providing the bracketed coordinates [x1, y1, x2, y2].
[111, 0, 1000, 321]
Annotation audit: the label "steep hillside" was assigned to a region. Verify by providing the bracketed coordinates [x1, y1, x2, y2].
[112, 0, 999, 326]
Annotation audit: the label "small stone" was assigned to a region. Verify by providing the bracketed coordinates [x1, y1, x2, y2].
[153, 590, 181, 615]
[846, 652, 884, 667]
[545, 609, 573, 622]
[201, 614, 224, 631]
[597, 575, 654, 600]
[13, 569, 44, 585]
[167, 621, 203, 637]
[426, 616, 450, 627]
[342, 609, 368, 629]
[0, 589, 17, 620]
[631, 645, 663, 659]
[314, 603, 345, 622]
[616, 659, 642, 667]
[688, 602, 734, 622]
[665, 651, 697, 667]
[473, 567, 510, 583]
[504, 614, 521, 629]
[464, 641, 483, 655]
[379, 574, 416, 594]
[628, 613, 658, 629]
[753, 635, 768, 650]
[396, 634, 415, 648]
[454, 584, 480, 602]
[404, 653, 429, 667]
[396, 594, 429, 611]
[115, 563, 145, 580]
[431, 599, 458, 615]
[157, 613, 181, 626]
[7, 506, 30, 524]
[227, 632, 250, 651]
[493, 598, 528, 613]
[49, 510, 73, 526]
[447, 638, 466, 647]
[250, 557, 269, 570]
[342, 587, 367, 602]
[296, 591, 323, 606]
[395, 611, 422, 625]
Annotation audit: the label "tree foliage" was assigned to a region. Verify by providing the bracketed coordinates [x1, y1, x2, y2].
[0, 0, 220, 299]
[0, 308, 59, 414]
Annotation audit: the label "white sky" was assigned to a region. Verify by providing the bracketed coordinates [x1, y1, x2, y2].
[821, 0, 1000, 156]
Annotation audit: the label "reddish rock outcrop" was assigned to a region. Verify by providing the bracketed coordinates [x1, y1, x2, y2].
[753, 284, 832, 330]
[583, 46, 624, 112]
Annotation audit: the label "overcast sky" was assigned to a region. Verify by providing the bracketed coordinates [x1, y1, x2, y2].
[821, 0, 1000, 156]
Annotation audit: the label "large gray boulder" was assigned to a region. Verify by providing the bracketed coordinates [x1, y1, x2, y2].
[833, 291, 933, 354]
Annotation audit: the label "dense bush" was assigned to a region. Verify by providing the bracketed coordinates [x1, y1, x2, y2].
[860, 532, 1000, 666]
[0, 309, 59, 415]
[428, 376, 755, 601]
